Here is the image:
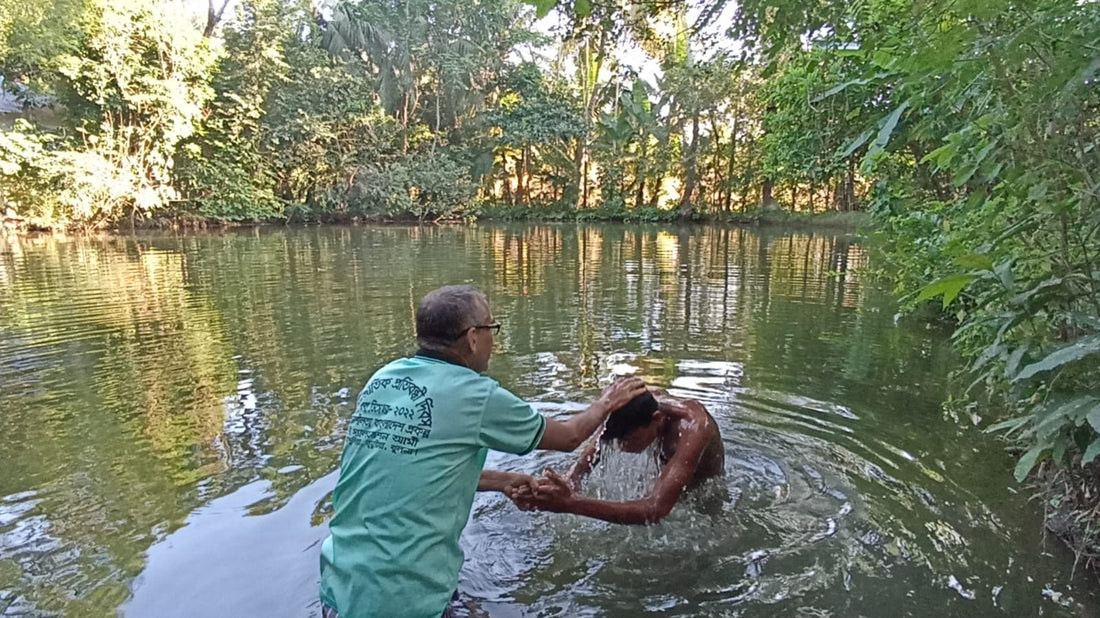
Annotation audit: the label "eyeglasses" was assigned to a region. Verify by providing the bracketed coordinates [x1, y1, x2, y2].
[451, 322, 502, 340]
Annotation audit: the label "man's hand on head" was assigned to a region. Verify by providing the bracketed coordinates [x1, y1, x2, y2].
[597, 377, 647, 413]
[648, 386, 670, 399]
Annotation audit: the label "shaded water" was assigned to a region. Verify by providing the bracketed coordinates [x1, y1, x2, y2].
[0, 224, 1094, 617]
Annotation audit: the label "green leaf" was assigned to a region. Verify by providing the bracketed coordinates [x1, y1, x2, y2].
[1008, 276, 1064, 309]
[812, 75, 883, 102]
[529, 0, 558, 18]
[1014, 446, 1044, 483]
[872, 50, 896, 69]
[1084, 439, 1100, 465]
[574, 0, 592, 17]
[862, 100, 910, 170]
[1067, 312, 1100, 330]
[1052, 439, 1067, 465]
[838, 129, 873, 158]
[921, 142, 956, 168]
[1004, 345, 1027, 380]
[986, 415, 1029, 435]
[1014, 334, 1100, 382]
[953, 163, 980, 187]
[972, 341, 1005, 373]
[993, 260, 1014, 291]
[954, 254, 993, 271]
[914, 273, 976, 309]
[1086, 403, 1100, 433]
[1034, 396, 1099, 439]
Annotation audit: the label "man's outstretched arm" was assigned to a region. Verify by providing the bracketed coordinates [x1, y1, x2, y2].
[536, 378, 646, 452]
[478, 470, 538, 494]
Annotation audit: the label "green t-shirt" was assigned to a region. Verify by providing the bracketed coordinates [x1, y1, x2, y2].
[319, 354, 546, 618]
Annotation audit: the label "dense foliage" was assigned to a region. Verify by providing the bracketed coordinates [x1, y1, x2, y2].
[723, 0, 1100, 555]
[0, 0, 214, 229]
[1, 0, 886, 230]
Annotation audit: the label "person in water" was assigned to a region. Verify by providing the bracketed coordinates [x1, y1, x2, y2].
[511, 389, 724, 524]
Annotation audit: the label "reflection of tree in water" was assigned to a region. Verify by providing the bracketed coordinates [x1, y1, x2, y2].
[2, 225, 1067, 617]
[0, 238, 236, 614]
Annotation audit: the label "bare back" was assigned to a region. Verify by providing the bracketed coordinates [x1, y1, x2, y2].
[657, 399, 725, 489]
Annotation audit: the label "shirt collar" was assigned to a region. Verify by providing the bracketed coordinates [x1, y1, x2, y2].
[415, 347, 466, 368]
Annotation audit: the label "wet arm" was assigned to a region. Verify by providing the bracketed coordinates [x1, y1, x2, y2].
[537, 378, 646, 452]
[477, 470, 535, 493]
[565, 436, 602, 489]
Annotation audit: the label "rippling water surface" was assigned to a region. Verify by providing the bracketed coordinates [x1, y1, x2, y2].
[0, 225, 1095, 617]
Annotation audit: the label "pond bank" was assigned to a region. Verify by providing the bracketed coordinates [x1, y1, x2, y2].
[3, 208, 872, 235]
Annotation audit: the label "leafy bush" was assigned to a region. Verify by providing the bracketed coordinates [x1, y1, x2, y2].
[0, 1, 215, 229]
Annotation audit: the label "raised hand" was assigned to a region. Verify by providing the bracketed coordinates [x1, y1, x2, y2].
[597, 377, 647, 413]
[648, 386, 670, 399]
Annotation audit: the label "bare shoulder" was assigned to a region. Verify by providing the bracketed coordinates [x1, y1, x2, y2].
[665, 398, 717, 432]
[670, 399, 724, 482]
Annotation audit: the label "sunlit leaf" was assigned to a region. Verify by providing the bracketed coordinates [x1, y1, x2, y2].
[954, 254, 993, 271]
[914, 273, 976, 309]
[921, 142, 956, 168]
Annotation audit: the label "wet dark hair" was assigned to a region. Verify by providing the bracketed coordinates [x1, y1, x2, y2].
[416, 285, 488, 349]
[600, 391, 658, 441]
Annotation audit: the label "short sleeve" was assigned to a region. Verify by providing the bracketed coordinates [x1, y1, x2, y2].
[478, 384, 546, 455]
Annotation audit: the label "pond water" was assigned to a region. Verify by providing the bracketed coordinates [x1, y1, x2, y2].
[0, 224, 1095, 617]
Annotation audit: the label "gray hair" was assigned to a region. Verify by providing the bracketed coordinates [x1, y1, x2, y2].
[416, 285, 489, 350]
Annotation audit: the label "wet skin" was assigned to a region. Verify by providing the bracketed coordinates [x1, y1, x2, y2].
[511, 393, 725, 525]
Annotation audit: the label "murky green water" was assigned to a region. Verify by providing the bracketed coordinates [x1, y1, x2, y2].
[0, 224, 1095, 617]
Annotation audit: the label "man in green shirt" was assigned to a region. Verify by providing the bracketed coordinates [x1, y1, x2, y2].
[319, 285, 645, 618]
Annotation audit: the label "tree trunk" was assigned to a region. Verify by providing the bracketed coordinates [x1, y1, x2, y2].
[434, 82, 442, 149]
[572, 138, 586, 209]
[635, 139, 648, 208]
[582, 151, 591, 208]
[725, 112, 738, 213]
[845, 158, 856, 211]
[520, 147, 530, 204]
[502, 154, 513, 205]
[678, 109, 700, 219]
[204, 0, 232, 38]
[761, 177, 774, 208]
